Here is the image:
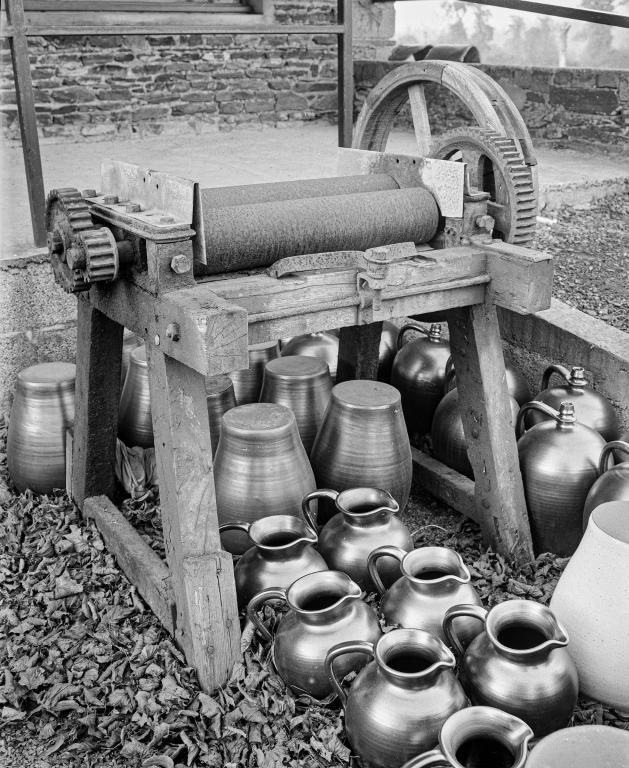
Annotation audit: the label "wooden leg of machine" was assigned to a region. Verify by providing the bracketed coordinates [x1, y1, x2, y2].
[447, 303, 534, 563]
[72, 299, 123, 509]
[147, 347, 240, 692]
[337, 321, 383, 382]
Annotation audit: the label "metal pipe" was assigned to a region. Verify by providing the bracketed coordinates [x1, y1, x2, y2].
[202, 187, 440, 274]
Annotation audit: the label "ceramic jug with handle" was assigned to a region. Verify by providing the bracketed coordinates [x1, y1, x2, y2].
[582, 440, 629, 528]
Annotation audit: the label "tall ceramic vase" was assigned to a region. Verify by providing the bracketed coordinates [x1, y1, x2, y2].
[229, 340, 280, 405]
[550, 500, 629, 713]
[118, 347, 153, 448]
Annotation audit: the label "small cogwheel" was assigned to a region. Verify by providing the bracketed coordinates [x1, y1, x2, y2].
[46, 188, 96, 292]
[80, 227, 119, 283]
[429, 128, 537, 246]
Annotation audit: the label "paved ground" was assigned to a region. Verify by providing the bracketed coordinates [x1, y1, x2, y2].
[2, 123, 628, 256]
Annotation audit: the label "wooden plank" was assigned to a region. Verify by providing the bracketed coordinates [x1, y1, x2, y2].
[337, 321, 383, 382]
[411, 447, 480, 524]
[24, 2, 249, 12]
[407, 84, 431, 156]
[447, 303, 534, 562]
[146, 348, 240, 691]
[84, 495, 176, 635]
[337, 0, 353, 148]
[72, 299, 123, 509]
[5, 0, 46, 247]
[483, 240, 553, 314]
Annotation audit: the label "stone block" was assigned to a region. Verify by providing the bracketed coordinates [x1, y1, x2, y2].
[244, 98, 275, 113]
[275, 92, 308, 111]
[132, 105, 170, 121]
[597, 71, 619, 89]
[219, 101, 244, 115]
[549, 86, 619, 115]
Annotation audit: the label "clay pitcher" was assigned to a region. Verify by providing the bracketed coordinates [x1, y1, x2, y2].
[205, 374, 236, 457]
[302, 487, 413, 591]
[582, 440, 629, 528]
[368, 546, 483, 647]
[118, 346, 153, 448]
[218, 515, 327, 609]
[229, 340, 280, 405]
[326, 628, 468, 768]
[280, 332, 339, 378]
[247, 570, 381, 700]
[215, 403, 316, 555]
[443, 599, 578, 737]
[550, 501, 629, 712]
[310, 380, 412, 524]
[391, 323, 451, 438]
[259, 355, 333, 453]
[403, 706, 533, 768]
[8, 362, 76, 494]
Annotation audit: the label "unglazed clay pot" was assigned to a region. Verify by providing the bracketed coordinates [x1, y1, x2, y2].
[259, 355, 332, 453]
[443, 600, 578, 737]
[302, 487, 413, 591]
[582, 440, 629, 528]
[526, 724, 629, 768]
[550, 501, 629, 713]
[247, 570, 381, 700]
[218, 515, 327, 609]
[525, 364, 619, 442]
[215, 403, 316, 555]
[403, 706, 533, 768]
[205, 374, 236, 457]
[7, 362, 75, 494]
[391, 323, 451, 438]
[326, 629, 468, 768]
[368, 546, 483, 648]
[310, 380, 412, 523]
[229, 340, 280, 405]
[280, 332, 339, 378]
[118, 346, 153, 448]
[516, 401, 606, 556]
[445, 355, 531, 406]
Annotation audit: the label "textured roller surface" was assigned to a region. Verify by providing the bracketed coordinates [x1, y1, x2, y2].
[203, 187, 440, 274]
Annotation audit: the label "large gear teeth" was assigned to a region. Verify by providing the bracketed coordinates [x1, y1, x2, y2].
[46, 188, 97, 293]
[81, 227, 119, 283]
[45, 188, 94, 235]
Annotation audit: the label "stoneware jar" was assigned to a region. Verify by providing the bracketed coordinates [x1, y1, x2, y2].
[218, 515, 327, 609]
[302, 487, 413, 591]
[582, 440, 629, 528]
[229, 340, 280, 405]
[326, 628, 468, 768]
[120, 329, 143, 387]
[525, 363, 619, 442]
[118, 346, 153, 448]
[259, 355, 333, 453]
[445, 355, 531, 406]
[402, 706, 533, 768]
[8, 362, 76, 494]
[550, 500, 629, 713]
[526, 724, 629, 768]
[516, 400, 606, 556]
[310, 380, 412, 522]
[205, 374, 236, 457]
[443, 599, 578, 737]
[368, 545, 483, 647]
[377, 320, 400, 383]
[391, 323, 451, 438]
[247, 570, 381, 700]
[215, 403, 316, 555]
[280, 332, 339, 378]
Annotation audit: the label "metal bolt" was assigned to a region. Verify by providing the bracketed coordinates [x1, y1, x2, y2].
[160, 215, 175, 224]
[103, 195, 119, 205]
[166, 323, 180, 342]
[154, 334, 160, 346]
[170, 253, 192, 275]
[125, 202, 142, 213]
[475, 215, 494, 231]
[81, 189, 97, 198]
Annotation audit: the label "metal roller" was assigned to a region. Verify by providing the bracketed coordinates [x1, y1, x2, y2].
[203, 187, 440, 274]
[202, 174, 399, 209]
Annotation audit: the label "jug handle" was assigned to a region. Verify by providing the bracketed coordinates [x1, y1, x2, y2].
[246, 587, 287, 643]
[541, 363, 572, 390]
[219, 521, 251, 536]
[301, 489, 338, 532]
[396, 323, 428, 351]
[515, 400, 560, 438]
[325, 640, 374, 707]
[367, 545, 408, 596]
[442, 603, 487, 658]
[400, 751, 451, 768]
[599, 441, 629, 475]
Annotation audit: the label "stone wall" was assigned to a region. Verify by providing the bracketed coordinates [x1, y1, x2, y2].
[354, 61, 629, 156]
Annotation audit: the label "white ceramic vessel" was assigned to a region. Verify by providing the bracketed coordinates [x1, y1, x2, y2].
[550, 500, 629, 712]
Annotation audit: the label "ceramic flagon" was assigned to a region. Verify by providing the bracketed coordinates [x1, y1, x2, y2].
[247, 571, 381, 700]
[445, 355, 531, 406]
[118, 346, 153, 448]
[281, 332, 339, 378]
[326, 628, 468, 768]
[582, 440, 629, 528]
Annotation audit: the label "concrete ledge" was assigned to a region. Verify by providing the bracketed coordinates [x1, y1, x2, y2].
[539, 177, 629, 213]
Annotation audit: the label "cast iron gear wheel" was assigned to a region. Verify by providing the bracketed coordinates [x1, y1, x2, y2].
[429, 128, 537, 246]
[46, 187, 96, 293]
[80, 227, 119, 283]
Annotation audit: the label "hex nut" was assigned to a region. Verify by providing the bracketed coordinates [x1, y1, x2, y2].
[81, 189, 97, 198]
[166, 323, 181, 342]
[125, 202, 142, 213]
[170, 253, 192, 274]
[103, 195, 119, 205]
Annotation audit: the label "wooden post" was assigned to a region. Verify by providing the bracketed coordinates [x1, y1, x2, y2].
[72, 299, 123, 508]
[146, 347, 240, 692]
[5, 0, 47, 247]
[447, 303, 534, 562]
[337, 0, 353, 148]
[337, 320, 383, 382]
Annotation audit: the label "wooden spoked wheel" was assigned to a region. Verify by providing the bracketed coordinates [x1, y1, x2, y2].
[353, 61, 538, 245]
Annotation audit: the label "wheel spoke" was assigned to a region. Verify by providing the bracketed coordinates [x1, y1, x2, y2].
[407, 84, 431, 156]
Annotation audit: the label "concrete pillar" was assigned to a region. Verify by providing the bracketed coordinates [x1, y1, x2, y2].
[352, 0, 396, 60]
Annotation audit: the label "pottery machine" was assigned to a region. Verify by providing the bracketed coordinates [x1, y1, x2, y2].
[45, 62, 553, 693]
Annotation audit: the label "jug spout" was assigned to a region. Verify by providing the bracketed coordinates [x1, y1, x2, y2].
[287, 571, 362, 625]
[487, 600, 569, 661]
[336, 487, 399, 525]
[375, 628, 456, 689]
